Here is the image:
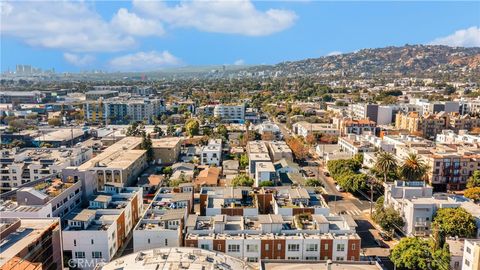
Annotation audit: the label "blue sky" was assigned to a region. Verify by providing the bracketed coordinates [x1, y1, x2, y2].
[1, 1, 479, 72]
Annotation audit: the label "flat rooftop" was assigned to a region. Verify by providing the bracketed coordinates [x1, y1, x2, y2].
[152, 137, 182, 148]
[0, 218, 59, 267]
[33, 128, 85, 142]
[78, 137, 144, 170]
[98, 247, 256, 270]
[263, 262, 381, 270]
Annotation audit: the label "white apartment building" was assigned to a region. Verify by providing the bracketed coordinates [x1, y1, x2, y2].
[271, 187, 330, 216]
[0, 146, 92, 192]
[201, 139, 222, 166]
[213, 104, 245, 123]
[266, 140, 293, 162]
[184, 213, 361, 262]
[62, 187, 143, 270]
[436, 130, 480, 144]
[199, 187, 259, 217]
[247, 141, 271, 178]
[292, 121, 339, 138]
[463, 239, 480, 270]
[255, 162, 276, 186]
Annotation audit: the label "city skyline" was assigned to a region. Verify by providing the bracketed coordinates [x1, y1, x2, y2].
[1, 0, 479, 72]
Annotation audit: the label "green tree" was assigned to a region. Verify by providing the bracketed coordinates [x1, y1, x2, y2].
[185, 119, 200, 137]
[432, 207, 477, 238]
[467, 171, 480, 188]
[217, 124, 228, 138]
[141, 133, 153, 162]
[259, 181, 275, 187]
[48, 117, 62, 126]
[167, 125, 176, 136]
[374, 151, 398, 182]
[126, 122, 143, 136]
[231, 174, 254, 187]
[304, 178, 323, 187]
[336, 172, 368, 192]
[373, 206, 404, 233]
[202, 126, 213, 136]
[464, 187, 480, 202]
[162, 166, 173, 176]
[154, 124, 164, 137]
[399, 153, 429, 181]
[390, 237, 432, 270]
[239, 154, 249, 169]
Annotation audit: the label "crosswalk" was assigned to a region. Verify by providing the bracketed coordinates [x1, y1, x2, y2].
[333, 209, 365, 216]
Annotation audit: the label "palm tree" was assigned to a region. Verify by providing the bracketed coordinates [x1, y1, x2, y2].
[399, 153, 429, 181]
[374, 151, 398, 182]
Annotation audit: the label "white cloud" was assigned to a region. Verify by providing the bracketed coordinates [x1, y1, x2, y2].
[63, 53, 95, 67]
[1, 1, 137, 52]
[430, 26, 480, 47]
[111, 8, 164, 37]
[234, 59, 245, 65]
[108, 51, 181, 71]
[133, 0, 297, 36]
[326, 51, 342, 56]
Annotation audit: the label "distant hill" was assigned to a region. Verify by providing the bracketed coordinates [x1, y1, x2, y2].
[238, 45, 480, 80]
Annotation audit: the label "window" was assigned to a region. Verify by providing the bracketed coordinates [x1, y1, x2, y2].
[287, 244, 300, 252]
[92, 252, 102, 258]
[165, 239, 168, 246]
[324, 243, 329, 250]
[200, 244, 210, 250]
[91, 239, 94, 245]
[324, 256, 329, 260]
[247, 257, 258, 262]
[265, 244, 269, 251]
[277, 243, 282, 250]
[73, 240, 76, 246]
[148, 239, 150, 244]
[465, 259, 470, 266]
[306, 256, 317, 260]
[351, 243, 356, 250]
[466, 247, 471, 254]
[336, 244, 345, 252]
[246, 244, 258, 252]
[75, 252, 85, 259]
[228, 244, 240, 253]
[288, 257, 299, 260]
[306, 244, 318, 252]
[336, 257, 344, 261]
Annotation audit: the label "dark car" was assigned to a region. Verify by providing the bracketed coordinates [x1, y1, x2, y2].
[379, 232, 392, 241]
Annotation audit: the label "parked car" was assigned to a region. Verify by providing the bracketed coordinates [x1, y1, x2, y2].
[379, 232, 392, 241]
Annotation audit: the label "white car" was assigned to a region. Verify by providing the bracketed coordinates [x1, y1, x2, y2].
[336, 185, 344, 192]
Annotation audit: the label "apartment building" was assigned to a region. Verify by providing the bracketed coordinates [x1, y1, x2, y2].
[395, 111, 480, 139]
[13, 178, 83, 218]
[151, 137, 182, 165]
[84, 101, 105, 124]
[133, 187, 192, 252]
[436, 130, 480, 144]
[0, 217, 63, 270]
[292, 122, 339, 138]
[201, 139, 222, 166]
[337, 134, 391, 157]
[424, 145, 480, 191]
[348, 104, 379, 123]
[334, 118, 378, 136]
[213, 104, 245, 123]
[463, 239, 480, 270]
[85, 90, 119, 101]
[0, 146, 92, 192]
[270, 187, 330, 216]
[77, 137, 147, 189]
[247, 141, 271, 178]
[266, 140, 293, 162]
[184, 213, 360, 262]
[255, 162, 277, 186]
[97, 247, 255, 270]
[199, 187, 260, 217]
[0, 90, 44, 104]
[62, 187, 143, 269]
